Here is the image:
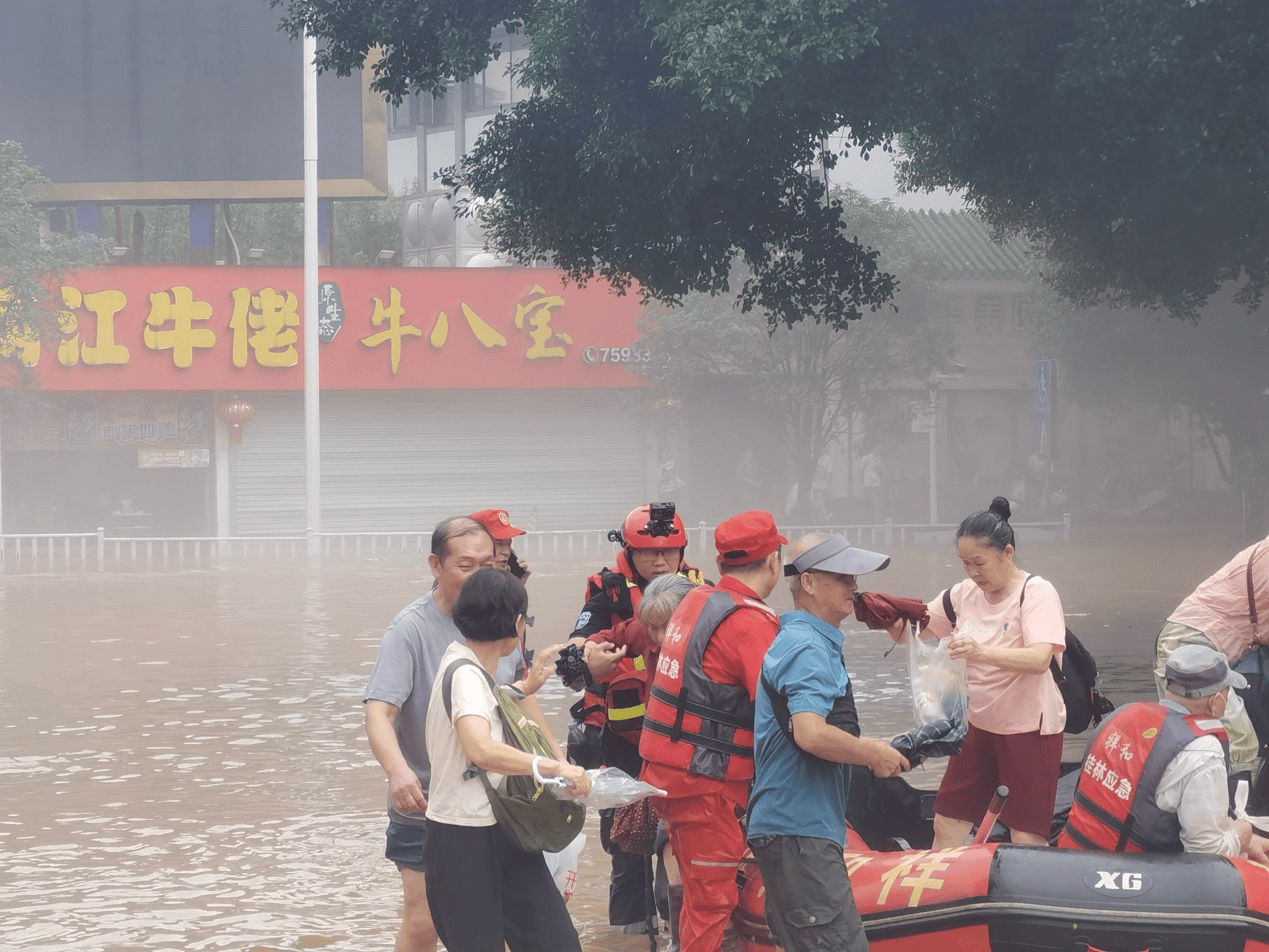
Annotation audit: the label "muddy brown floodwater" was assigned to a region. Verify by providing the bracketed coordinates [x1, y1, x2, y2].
[0, 523, 1246, 951]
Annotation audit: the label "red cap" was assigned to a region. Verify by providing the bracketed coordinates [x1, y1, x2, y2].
[469, 508, 526, 541]
[715, 510, 787, 566]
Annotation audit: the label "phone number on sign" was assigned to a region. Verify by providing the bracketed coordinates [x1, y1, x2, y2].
[581, 347, 652, 364]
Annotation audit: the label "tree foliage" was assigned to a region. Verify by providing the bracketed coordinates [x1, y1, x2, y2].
[638, 189, 950, 516]
[0, 141, 100, 374]
[278, 0, 1268, 324]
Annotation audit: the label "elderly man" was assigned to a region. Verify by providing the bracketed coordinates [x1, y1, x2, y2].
[363, 515, 562, 952]
[640, 510, 786, 952]
[1060, 643, 1269, 860]
[747, 533, 910, 952]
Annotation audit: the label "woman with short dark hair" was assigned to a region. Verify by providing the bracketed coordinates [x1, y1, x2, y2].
[425, 567, 591, 951]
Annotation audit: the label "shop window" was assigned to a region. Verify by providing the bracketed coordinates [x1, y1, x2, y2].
[974, 293, 1007, 333]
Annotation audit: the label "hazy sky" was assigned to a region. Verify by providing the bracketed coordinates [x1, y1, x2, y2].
[827, 133, 967, 212]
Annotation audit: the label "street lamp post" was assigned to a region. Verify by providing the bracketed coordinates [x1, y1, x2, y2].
[929, 386, 938, 525]
[927, 368, 964, 526]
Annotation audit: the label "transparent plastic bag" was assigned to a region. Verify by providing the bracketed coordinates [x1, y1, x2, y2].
[908, 629, 970, 725]
[556, 766, 666, 811]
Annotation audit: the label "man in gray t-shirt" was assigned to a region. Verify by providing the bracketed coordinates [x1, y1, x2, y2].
[363, 515, 560, 952]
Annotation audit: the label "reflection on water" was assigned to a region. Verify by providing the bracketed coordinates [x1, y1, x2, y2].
[0, 525, 1244, 950]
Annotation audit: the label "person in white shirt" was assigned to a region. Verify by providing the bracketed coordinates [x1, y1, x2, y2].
[424, 566, 591, 952]
[1060, 643, 1269, 859]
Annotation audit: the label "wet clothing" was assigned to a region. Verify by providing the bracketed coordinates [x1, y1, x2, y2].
[364, 590, 523, 827]
[640, 575, 779, 952]
[749, 834, 869, 952]
[384, 820, 428, 874]
[1059, 700, 1239, 855]
[748, 610, 869, 952]
[425, 820, 582, 952]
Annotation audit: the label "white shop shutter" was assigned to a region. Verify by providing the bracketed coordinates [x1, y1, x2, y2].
[229, 390, 648, 535]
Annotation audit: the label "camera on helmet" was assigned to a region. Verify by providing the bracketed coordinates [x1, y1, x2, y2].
[645, 502, 676, 537]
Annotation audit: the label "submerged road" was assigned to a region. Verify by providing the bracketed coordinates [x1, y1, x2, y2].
[0, 523, 1241, 950]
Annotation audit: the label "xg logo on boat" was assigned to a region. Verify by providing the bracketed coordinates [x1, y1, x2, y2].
[1083, 869, 1153, 895]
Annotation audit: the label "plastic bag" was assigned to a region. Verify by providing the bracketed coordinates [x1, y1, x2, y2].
[557, 766, 666, 811]
[544, 833, 587, 902]
[907, 629, 969, 725]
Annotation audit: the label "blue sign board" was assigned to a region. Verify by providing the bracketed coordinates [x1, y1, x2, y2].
[1037, 359, 1052, 456]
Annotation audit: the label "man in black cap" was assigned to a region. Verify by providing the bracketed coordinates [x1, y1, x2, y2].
[1060, 643, 1269, 859]
[747, 532, 909, 952]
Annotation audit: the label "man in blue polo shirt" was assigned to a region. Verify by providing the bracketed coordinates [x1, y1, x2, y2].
[748, 532, 910, 952]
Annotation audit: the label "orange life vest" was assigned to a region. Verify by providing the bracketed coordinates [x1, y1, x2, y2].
[639, 583, 767, 782]
[1059, 701, 1229, 853]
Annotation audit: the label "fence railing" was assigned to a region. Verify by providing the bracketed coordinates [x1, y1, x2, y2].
[0, 515, 1071, 571]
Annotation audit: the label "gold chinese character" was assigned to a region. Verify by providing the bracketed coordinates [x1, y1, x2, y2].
[428, 303, 508, 350]
[144, 286, 214, 368]
[360, 287, 422, 374]
[515, 284, 573, 359]
[229, 287, 300, 368]
[52, 287, 131, 367]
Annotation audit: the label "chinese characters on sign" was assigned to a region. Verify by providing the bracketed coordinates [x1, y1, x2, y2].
[1, 267, 644, 391]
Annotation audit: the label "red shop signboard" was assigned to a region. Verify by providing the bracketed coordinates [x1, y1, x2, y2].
[4, 266, 649, 391]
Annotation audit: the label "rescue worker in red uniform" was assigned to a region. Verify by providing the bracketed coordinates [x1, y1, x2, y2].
[640, 510, 787, 952]
[555, 503, 706, 934]
[1059, 643, 1269, 859]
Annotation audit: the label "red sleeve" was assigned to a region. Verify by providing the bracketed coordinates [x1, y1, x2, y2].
[700, 608, 779, 701]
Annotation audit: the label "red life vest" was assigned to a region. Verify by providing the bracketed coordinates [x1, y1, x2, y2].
[573, 555, 704, 728]
[639, 583, 773, 782]
[1058, 701, 1230, 853]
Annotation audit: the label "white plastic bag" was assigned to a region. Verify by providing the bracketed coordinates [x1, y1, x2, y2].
[908, 630, 970, 725]
[544, 832, 587, 902]
[556, 766, 666, 810]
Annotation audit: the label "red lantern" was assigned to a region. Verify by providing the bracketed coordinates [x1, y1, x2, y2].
[217, 396, 256, 445]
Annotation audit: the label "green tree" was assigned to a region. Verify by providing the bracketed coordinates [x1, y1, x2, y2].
[276, 0, 1267, 323]
[0, 141, 100, 377]
[638, 189, 950, 519]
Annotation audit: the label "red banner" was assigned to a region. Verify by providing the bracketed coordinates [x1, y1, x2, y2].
[7, 266, 649, 391]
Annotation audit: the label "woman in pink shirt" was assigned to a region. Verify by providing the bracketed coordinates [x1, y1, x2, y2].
[896, 496, 1067, 849]
[1154, 537, 1269, 776]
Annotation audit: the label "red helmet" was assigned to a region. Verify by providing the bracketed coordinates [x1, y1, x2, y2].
[621, 504, 687, 550]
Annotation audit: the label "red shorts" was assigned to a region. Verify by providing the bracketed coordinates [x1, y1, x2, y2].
[934, 723, 1063, 837]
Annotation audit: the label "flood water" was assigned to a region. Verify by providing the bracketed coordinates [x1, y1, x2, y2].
[0, 523, 1249, 951]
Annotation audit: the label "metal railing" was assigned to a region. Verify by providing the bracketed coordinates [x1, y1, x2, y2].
[0, 515, 1071, 572]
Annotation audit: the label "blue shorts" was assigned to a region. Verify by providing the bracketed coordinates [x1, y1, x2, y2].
[385, 820, 429, 873]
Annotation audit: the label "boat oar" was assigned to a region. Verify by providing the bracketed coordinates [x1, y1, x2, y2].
[971, 785, 1009, 845]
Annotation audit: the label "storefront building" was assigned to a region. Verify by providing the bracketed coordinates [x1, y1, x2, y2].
[1, 266, 649, 537]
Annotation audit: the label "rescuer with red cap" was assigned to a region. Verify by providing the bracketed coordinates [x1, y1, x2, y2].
[555, 501, 706, 935]
[639, 510, 787, 952]
[467, 508, 531, 581]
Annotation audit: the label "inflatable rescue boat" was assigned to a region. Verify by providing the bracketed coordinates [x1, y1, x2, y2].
[735, 828, 1269, 952]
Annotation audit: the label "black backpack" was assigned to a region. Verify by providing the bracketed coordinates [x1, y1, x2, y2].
[940, 577, 1113, 734]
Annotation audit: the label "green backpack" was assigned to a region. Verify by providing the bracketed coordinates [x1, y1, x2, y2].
[441, 657, 586, 852]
